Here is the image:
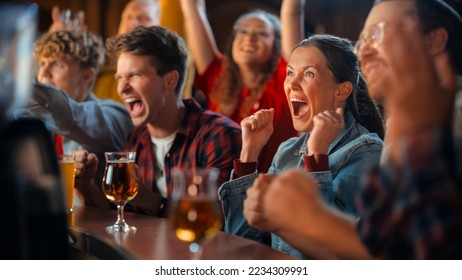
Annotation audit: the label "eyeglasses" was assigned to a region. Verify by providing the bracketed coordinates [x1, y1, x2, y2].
[233, 25, 271, 39]
[354, 21, 387, 55]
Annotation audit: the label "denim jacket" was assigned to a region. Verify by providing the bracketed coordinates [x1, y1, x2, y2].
[218, 111, 383, 259]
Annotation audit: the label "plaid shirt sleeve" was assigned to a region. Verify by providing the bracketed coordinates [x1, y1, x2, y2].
[198, 118, 242, 187]
[164, 100, 242, 192]
[356, 126, 462, 259]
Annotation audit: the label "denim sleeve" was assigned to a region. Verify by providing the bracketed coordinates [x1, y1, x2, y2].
[218, 170, 270, 244]
[23, 84, 133, 153]
[306, 171, 335, 205]
[327, 140, 382, 216]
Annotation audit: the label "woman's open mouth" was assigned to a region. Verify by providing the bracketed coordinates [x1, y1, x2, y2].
[290, 97, 309, 117]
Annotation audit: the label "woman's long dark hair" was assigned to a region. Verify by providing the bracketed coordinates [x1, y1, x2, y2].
[209, 10, 281, 117]
[294, 34, 384, 139]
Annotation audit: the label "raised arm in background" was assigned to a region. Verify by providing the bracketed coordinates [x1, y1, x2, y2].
[180, 0, 218, 73]
[280, 0, 305, 61]
[181, 0, 305, 74]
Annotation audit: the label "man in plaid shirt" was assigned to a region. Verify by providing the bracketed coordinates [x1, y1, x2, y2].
[75, 26, 241, 217]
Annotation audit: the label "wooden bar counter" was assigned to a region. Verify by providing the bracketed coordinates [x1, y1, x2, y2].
[68, 206, 296, 260]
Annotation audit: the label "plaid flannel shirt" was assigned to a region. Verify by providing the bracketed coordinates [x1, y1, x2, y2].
[125, 99, 241, 208]
[357, 80, 462, 259]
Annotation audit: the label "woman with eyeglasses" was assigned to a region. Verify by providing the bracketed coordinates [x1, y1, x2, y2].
[180, 0, 300, 172]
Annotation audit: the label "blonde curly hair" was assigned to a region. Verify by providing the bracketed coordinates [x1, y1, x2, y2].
[34, 30, 105, 74]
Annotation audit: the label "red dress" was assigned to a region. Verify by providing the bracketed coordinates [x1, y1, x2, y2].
[195, 54, 297, 172]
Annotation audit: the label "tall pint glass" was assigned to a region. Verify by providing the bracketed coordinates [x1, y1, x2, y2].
[58, 154, 76, 213]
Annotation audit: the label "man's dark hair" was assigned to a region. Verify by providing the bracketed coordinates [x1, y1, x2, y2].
[107, 25, 188, 95]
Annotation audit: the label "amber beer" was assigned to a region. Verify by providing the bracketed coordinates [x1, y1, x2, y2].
[103, 152, 138, 232]
[102, 160, 139, 203]
[58, 154, 76, 212]
[171, 196, 222, 243]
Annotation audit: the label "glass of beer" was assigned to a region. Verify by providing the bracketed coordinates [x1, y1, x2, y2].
[170, 167, 222, 259]
[102, 152, 139, 232]
[58, 154, 76, 213]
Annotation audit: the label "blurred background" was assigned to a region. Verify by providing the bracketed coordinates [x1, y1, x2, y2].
[32, 0, 462, 50]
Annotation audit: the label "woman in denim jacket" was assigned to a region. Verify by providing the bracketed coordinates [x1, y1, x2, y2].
[219, 34, 384, 259]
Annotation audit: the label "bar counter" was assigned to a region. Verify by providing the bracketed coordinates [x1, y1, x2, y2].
[68, 206, 297, 260]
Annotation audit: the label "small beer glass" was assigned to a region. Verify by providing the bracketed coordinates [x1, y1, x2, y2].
[170, 167, 222, 259]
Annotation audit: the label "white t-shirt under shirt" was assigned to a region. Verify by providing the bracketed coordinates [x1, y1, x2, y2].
[151, 132, 176, 197]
